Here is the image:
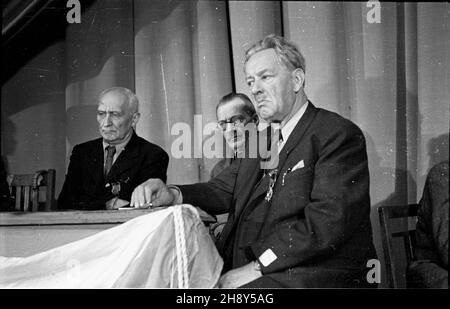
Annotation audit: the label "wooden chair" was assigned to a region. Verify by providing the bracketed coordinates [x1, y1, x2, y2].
[378, 204, 419, 288]
[7, 169, 56, 211]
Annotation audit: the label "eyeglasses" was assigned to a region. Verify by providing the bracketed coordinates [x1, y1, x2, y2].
[217, 115, 247, 131]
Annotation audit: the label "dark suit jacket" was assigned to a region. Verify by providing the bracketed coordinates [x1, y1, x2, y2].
[179, 103, 376, 288]
[407, 162, 448, 288]
[211, 159, 234, 179]
[58, 131, 169, 210]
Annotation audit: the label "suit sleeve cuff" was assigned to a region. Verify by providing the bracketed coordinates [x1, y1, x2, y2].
[167, 185, 183, 204]
[251, 245, 278, 274]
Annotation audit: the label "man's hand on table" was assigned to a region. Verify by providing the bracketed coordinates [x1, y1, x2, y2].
[130, 178, 180, 208]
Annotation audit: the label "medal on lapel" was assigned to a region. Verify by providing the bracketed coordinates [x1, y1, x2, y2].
[111, 182, 121, 195]
[105, 177, 130, 196]
[105, 181, 121, 195]
[265, 169, 278, 203]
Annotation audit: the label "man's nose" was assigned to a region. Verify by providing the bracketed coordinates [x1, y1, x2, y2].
[250, 79, 263, 96]
[103, 113, 113, 126]
[224, 122, 234, 133]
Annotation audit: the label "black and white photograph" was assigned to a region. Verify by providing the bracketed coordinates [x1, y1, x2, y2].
[0, 0, 448, 294]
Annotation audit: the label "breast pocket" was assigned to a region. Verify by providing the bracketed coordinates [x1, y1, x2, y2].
[276, 165, 314, 203]
[284, 163, 314, 180]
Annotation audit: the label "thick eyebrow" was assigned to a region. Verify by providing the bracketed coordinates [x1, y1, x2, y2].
[246, 68, 272, 80]
[257, 68, 271, 76]
[97, 109, 122, 114]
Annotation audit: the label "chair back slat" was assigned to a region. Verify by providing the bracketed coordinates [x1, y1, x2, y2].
[7, 169, 56, 212]
[45, 169, 56, 211]
[378, 204, 419, 288]
[15, 186, 22, 211]
[381, 205, 418, 219]
[23, 186, 31, 211]
[404, 235, 416, 263]
[32, 186, 39, 212]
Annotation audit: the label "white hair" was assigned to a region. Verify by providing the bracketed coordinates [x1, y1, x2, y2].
[98, 87, 139, 113]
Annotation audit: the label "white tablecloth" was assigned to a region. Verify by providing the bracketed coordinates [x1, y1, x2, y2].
[0, 205, 223, 288]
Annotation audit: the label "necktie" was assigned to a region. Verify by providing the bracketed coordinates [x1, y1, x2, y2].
[259, 129, 283, 201]
[262, 128, 283, 170]
[254, 128, 283, 189]
[104, 145, 116, 176]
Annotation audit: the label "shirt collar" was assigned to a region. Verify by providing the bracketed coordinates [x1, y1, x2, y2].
[279, 101, 309, 144]
[102, 130, 133, 155]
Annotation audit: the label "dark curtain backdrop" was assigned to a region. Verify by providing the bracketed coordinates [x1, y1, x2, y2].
[1, 1, 449, 287]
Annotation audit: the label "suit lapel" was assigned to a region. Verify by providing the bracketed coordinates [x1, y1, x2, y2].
[242, 102, 318, 208]
[90, 139, 105, 186]
[276, 102, 318, 172]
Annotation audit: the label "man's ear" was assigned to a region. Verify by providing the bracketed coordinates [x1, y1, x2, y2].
[252, 114, 259, 125]
[292, 68, 305, 93]
[132, 112, 141, 127]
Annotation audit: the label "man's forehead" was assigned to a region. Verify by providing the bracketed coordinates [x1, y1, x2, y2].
[245, 49, 280, 75]
[97, 103, 122, 112]
[217, 100, 247, 119]
[98, 91, 128, 111]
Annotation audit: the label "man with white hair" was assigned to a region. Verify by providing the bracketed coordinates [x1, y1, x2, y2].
[58, 87, 169, 210]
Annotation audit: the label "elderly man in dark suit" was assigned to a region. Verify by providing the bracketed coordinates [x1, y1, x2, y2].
[58, 87, 169, 210]
[130, 35, 376, 288]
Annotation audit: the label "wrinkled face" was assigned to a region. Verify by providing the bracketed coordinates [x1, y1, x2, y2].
[245, 49, 298, 123]
[216, 98, 256, 151]
[97, 91, 138, 145]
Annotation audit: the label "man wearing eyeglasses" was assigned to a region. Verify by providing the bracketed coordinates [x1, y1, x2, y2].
[58, 87, 169, 210]
[211, 93, 259, 179]
[131, 35, 375, 288]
